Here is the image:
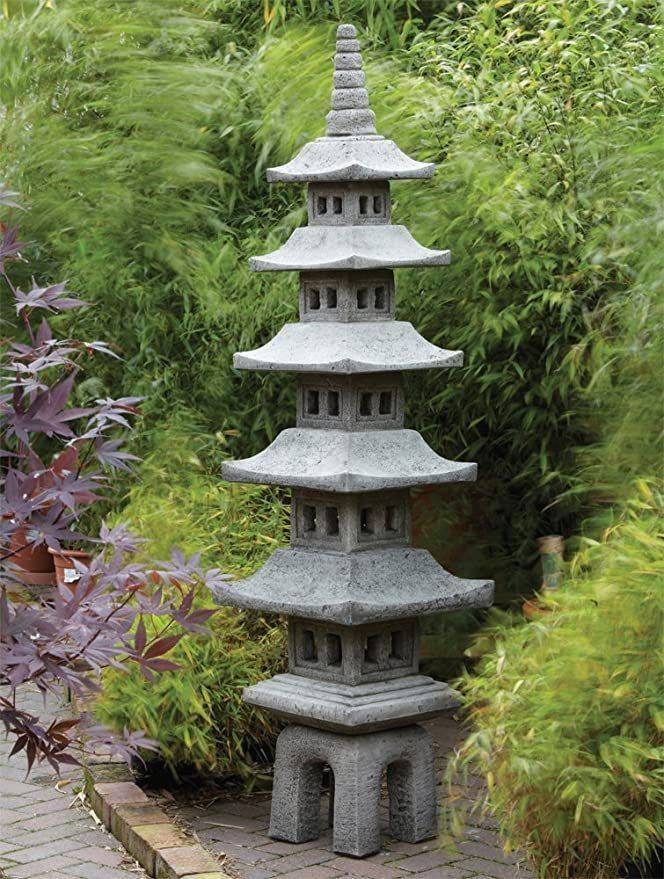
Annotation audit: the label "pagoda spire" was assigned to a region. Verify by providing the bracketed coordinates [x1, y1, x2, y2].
[326, 24, 377, 136]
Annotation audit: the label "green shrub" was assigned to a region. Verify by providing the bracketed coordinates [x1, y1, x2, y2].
[449, 486, 664, 878]
[96, 416, 289, 781]
[97, 610, 285, 782]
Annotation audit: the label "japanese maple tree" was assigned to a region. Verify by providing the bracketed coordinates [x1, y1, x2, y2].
[0, 186, 225, 772]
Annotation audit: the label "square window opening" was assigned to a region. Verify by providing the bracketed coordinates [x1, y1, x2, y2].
[332, 196, 343, 214]
[317, 196, 327, 215]
[326, 633, 342, 667]
[390, 630, 405, 661]
[327, 390, 340, 417]
[326, 287, 338, 309]
[379, 391, 393, 415]
[364, 634, 381, 665]
[325, 506, 340, 536]
[303, 504, 317, 533]
[356, 288, 369, 310]
[306, 389, 320, 415]
[360, 507, 374, 534]
[373, 195, 383, 214]
[308, 288, 321, 310]
[374, 286, 386, 310]
[359, 392, 373, 416]
[359, 195, 368, 215]
[302, 629, 318, 662]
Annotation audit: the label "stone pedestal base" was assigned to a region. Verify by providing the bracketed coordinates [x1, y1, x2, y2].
[269, 723, 437, 857]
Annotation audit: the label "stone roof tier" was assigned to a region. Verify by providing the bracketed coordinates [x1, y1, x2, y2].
[221, 428, 477, 492]
[249, 225, 450, 272]
[211, 546, 494, 625]
[233, 321, 462, 373]
[267, 136, 434, 183]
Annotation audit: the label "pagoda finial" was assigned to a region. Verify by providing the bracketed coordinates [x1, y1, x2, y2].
[326, 23, 377, 137]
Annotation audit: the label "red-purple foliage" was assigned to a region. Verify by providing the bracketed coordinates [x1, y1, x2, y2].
[0, 186, 225, 773]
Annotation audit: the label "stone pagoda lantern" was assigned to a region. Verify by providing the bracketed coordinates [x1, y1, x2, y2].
[213, 24, 494, 858]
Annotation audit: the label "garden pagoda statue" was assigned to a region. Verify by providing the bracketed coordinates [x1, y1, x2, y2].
[213, 24, 494, 858]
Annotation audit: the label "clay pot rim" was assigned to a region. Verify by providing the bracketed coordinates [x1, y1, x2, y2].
[48, 547, 93, 560]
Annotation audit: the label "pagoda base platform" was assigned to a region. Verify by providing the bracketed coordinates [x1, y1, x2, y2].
[270, 722, 437, 857]
[243, 673, 457, 733]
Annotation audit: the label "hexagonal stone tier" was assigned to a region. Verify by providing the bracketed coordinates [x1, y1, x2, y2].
[221, 428, 476, 492]
[233, 320, 462, 373]
[249, 225, 450, 271]
[211, 546, 494, 625]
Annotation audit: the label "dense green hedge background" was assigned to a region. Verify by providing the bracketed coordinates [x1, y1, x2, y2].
[2, 0, 659, 601]
[2, 3, 661, 874]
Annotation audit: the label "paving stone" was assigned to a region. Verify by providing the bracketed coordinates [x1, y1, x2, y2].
[407, 869, 473, 879]
[327, 856, 406, 877]
[456, 840, 521, 865]
[239, 868, 278, 879]
[67, 846, 125, 867]
[455, 857, 532, 879]
[73, 829, 122, 848]
[269, 848, 337, 874]
[277, 867, 344, 879]
[7, 820, 91, 847]
[202, 826, 262, 847]
[384, 850, 463, 872]
[7, 836, 84, 863]
[0, 779, 42, 796]
[69, 864, 143, 879]
[5, 854, 82, 878]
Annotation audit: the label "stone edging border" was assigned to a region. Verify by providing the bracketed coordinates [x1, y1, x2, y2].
[84, 766, 232, 879]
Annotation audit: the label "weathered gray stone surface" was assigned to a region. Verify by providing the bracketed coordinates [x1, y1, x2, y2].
[248, 225, 450, 271]
[269, 723, 437, 857]
[288, 616, 419, 684]
[233, 320, 462, 372]
[267, 135, 435, 182]
[222, 427, 476, 491]
[211, 546, 493, 625]
[244, 674, 457, 732]
[220, 20, 496, 860]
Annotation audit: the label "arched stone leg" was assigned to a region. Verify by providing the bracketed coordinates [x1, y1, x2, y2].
[330, 738, 382, 857]
[269, 727, 325, 843]
[387, 726, 437, 842]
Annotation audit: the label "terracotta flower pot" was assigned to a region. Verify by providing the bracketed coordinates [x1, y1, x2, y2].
[48, 548, 92, 587]
[6, 524, 57, 587]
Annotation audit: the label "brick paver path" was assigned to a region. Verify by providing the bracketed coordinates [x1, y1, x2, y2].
[0, 686, 146, 879]
[172, 714, 535, 879]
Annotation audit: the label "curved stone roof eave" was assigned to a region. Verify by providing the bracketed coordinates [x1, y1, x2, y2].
[266, 136, 435, 183]
[210, 546, 495, 625]
[221, 427, 477, 492]
[249, 225, 450, 272]
[232, 321, 463, 373]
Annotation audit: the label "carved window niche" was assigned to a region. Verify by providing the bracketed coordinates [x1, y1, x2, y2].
[293, 493, 344, 548]
[299, 272, 394, 322]
[349, 273, 394, 320]
[292, 490, 410, 552]
[356, 386, 399, 425]
[288, 618, 418, 684]
[302, 279, 339, 318]
[308, 183, 390, 226]
[298, 380, 345, 428]
[354, 492, 409, 547]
